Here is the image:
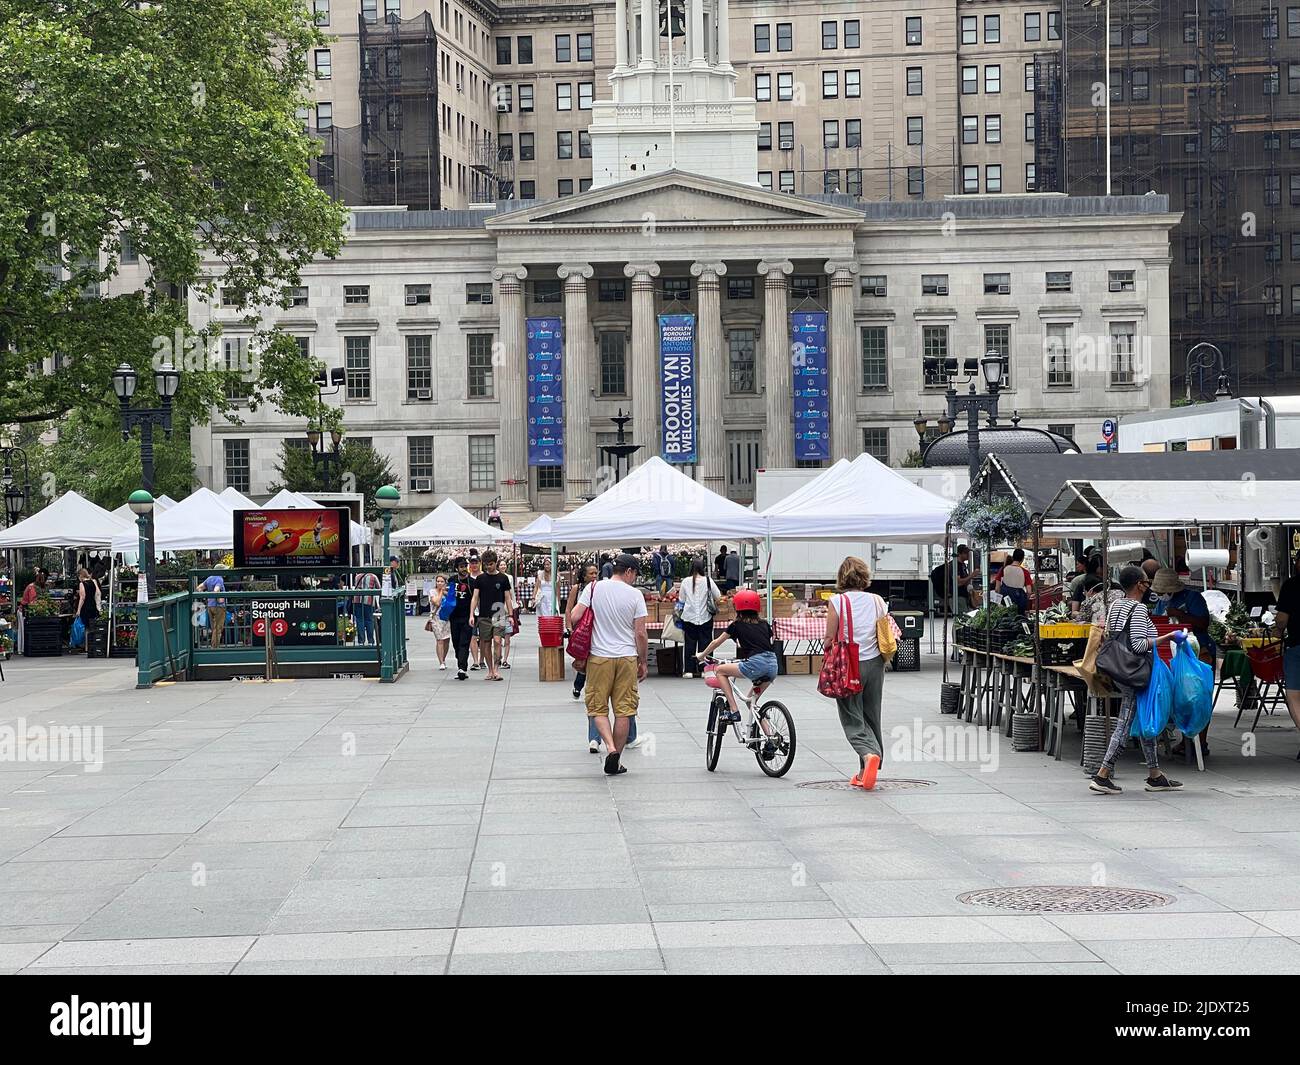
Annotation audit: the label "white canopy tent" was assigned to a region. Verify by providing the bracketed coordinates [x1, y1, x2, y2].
[218, 486, 257, 510]
[111, 494, 177, 526]
[1040, 478, 1300, 536]
[110, 486, 238, 555]
[391, 497, 513, 547]
[261, 488, 371, 554]
[516, 457, 767, 545]
[0, 491, 131, 550]
[761, 452, 956, 542]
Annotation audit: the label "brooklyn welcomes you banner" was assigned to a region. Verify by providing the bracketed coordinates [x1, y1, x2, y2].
[659, 313, 697, 464]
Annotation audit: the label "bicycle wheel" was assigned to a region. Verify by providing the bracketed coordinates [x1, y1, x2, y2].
[754, 699, 796, 777]
[705, 695, 726, 772]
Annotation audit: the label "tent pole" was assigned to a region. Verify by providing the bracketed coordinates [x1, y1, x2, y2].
[1031, 519, 1041, 747]
[550, 542, 558, 615]
[764, 533, 773, 623]
[926, 543, 935, 656]
[107, 555, 116, 655]
[942, 522, 951, 684]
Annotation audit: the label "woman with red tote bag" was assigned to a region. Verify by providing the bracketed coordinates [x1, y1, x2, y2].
[819, 556, 890, 790]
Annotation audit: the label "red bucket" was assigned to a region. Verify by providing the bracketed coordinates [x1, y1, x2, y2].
[538, 615, 564, 648]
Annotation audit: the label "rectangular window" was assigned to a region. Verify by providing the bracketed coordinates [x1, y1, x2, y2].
[223, 439, 250, 493]
[578, 33, 593, 61]
[520, 179, 535, 198]
[845, 119, 861, 148]
[406, 335, 433, 399]
[405, 283, 430, 305]
[555, 34, 571, 62]
[985, 164, 1002, 193]
[961, 15, 977, 44]
[1025, 62, 1035, 92]
[758, 122, 772, 150]
[907, 166, 923, 197]
[1025, 12, 1041, 41]
[985, 114, 1001, 144]
[467, 333, 495, 397]
[1045, 324, 1072, 387]
[728, 329, 757, 394]
[822, 170, 840, 194]
[663, 277, 691, 302]
[822, 20, 837, 49]
[984, 272, 1010, 295]
[962, 165, 979, 193]
[845, 21, 860, 48]
[1110, 322, 1137, 385]
[556, 83, 572, 110]
[905, 16, 922, 45]
[1266, 65, 1281, 94]
[922, 274, 949, 296]
[922, 325, 949, 386]
[845, 168, 862, 197]
[728, 277, 755, 300]
[962, 66, 977, 94]
[1025, 112, 1035, 142]
[1108, 269, 1136, 293]
[537, 466, 563, 491]
[519, 84, 534, 111]
[1266, 174, 1281, 205]
[496, 37, 511, 64]
[756, 73, 771, 101]
[578, 82, 593, 109]
[860, 326, 888, 390]
[1132, 69, 1150, 100]
[984, 323, 1010, 385]
[314, 49, 332, 79]
[985, 65, 1001, 93]
[1026, 163, 1036, 191]
[316, 102, 333, 130]
[344, 284, 369, 305]
[777, 72, 793, 101]
[345, 336, 371, 400]
[777, 23, 792, 51]
[557, 179, 574, 197]
[557, 131, 573, 159]
[362, 0, 377, 21]
[599, 331, 626, 395]
[906, 67, 922, 95]
[754, 24, 770, 52]
[466, 282, 493, 304]
[314, 0, 330, 26]
[469, 436, 496, 490]
[1048, 11, 1061, 39]
[907, 116, 922, 145]
[597, 279, 627, 303]
[408, 437, 434, 484]
[823, 70, 839, 98]
[532, 280, 562, 304]
[984, 15, 1000, 43]
[517, 35, 533, 63]
[1291, 174, 1300, 206]
[862, 428, 889, 464]
[579, 130, 592, 158]
[776, 121, 792, 150]
[779, 170, 794, 193]
[860, 274, 887, 297]
[846, 69, 861, 97]
[791, 275, 820, 301]
[824, 120, 840, 148]
[962, 116, 978, 144]
[285, 285, 308, 307]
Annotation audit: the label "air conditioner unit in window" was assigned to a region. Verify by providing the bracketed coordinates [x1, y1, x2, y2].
[415, 388, 433, 400]
[936, 284, 949, 296]
[412, 477, 434, 492]
[779, 139, 793, 150]
[873, 286, 887, 297]
[997, 284, 1010, 294]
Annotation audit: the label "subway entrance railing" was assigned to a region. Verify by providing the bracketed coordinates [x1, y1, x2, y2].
[135, 568, 409, 688]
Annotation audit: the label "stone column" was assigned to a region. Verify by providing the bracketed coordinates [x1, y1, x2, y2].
[826, 259, 860, 461]
[492, 265, 530, 511]
[614, 0, 629, 72]
[558, 263, 595, 508]
[689, 0, 706, 67]
[758, 259, 793, 468]
[625, 261, 661, 465]
[716, 0, 732, 69]
[690, 260, 727, 495]
[639, 0, 656, 68]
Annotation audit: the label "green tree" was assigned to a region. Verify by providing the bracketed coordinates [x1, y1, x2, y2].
[270, 439, 398, 522]
[0, 0, 347, 428]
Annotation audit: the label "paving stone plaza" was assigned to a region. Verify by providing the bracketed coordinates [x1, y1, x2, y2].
[2, 632, 1299, 976]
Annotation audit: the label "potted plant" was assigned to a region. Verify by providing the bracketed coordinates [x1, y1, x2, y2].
[22, 593, 64, 657]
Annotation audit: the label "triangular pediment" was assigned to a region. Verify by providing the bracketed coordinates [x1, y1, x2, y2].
[486, 169, 864, 230]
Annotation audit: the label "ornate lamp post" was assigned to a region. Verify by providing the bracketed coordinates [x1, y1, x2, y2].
[1, 446, 30, 527]
[376, 484, 401, 571]
[308, 367, 347, 490]
[1184, 341, 1232, 403]
[128, 490, 154, 601]
[915, 353, 1005, 483]
[112, 362, 179, 587]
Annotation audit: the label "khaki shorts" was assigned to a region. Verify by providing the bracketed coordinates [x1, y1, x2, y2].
[584, 655, 640, 718]
[477, 616, 507, 642]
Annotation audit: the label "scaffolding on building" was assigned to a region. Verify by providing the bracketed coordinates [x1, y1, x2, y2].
[1051, 0, 1300, 394]
[471, 133, 516, 202]
[792, 141, 959, 200]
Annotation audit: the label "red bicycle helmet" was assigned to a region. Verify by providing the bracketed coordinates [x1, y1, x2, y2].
[732, 589, 762, 613]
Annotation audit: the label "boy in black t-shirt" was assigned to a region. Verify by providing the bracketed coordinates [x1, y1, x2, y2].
[448, 556, 475, 679]
[469, 549, 515, 681]
[695, 590, 778, 747]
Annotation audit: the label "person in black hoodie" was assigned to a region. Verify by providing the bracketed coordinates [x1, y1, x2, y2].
[448, 556, 475, 680]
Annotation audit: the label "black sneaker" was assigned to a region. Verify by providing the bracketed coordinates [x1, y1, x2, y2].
[1088, 774, 1122, 795]
[1145, 774, 1184, 792]
[572, 688, 582, 700]
[456, 670, 467, 680]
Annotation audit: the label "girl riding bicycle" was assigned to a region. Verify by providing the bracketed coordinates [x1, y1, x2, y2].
[696, 589, 778, 734]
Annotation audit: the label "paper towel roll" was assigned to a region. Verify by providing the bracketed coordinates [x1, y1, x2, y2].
[1185, 548, 1229, 569]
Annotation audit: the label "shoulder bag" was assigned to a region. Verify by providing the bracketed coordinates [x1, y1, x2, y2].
[1096, 601, 1153, 691]
[872, 593, 900, 659]
[567, 583, 596, 665]
[818, 594, 863, 699]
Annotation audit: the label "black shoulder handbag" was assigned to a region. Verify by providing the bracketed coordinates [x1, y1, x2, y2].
[1096, 601, 1152, 691]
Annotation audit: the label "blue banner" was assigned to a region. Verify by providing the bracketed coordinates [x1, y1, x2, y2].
[659, 313, 697, 464]
[526, 317, 564, 466]
[791, 311, 830, 461]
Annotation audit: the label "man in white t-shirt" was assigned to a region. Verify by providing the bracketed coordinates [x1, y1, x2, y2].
[571, 553, 648, 776]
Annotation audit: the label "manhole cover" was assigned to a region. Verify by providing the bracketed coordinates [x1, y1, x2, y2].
[957, 886, 1175, 913]
[796, 778, 935, 791]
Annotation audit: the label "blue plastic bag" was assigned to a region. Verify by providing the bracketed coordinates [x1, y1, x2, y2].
[438, 587, 457, 621]
[69, 617, 85, 649]
[1131, 651, 1172, 739]
[1170, 638, 1214, 736]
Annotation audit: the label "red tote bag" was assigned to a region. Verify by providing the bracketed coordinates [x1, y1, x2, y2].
[567, 584, 596, 665]
[818, 593, 863, 698]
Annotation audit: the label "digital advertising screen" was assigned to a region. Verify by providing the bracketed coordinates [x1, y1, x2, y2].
[233, 508, 350, 569]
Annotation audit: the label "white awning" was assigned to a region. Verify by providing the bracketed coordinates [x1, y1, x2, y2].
[516, 457, 766, 545]
[0, 491, 131, 549]
[391, 497, 513, 547]
[1041, 478, 1300, 534]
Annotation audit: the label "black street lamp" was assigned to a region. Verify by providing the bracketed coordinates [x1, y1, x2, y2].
[1184, 341, 1232, 403]
[915, 353, 1005, 483]
[1, 446, 31, 527]
[112, 361, 179, 586]
[596, 408, 642, 488]
[308, 367, 346, 492]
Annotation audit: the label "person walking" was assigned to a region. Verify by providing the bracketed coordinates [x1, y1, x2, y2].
[499, 567, 517, 669]
[722, 545, 741, 593]
[822, 556, 890, 790]
[677, 556, 720, 679]
[599, 553, 614, 581]
[465, 552, 484, 669]
[536, 558, 558, 619]
[570, 553, 648, 775]
[72, 566, 101, 650]
[714, 545, 728, 583]
[1274, 550, 1300, 744]
[469, 548, 514, 681]
[1089, 565, 1184, 795]
[352, 569, 381, 646]
[427, 573, 452, 670]
[200, 565, 228, 648]
[651, 544, 674, 597]
[448, 556, 475, 680]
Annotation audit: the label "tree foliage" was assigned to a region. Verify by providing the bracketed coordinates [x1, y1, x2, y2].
[0, 0, 348, 428]
[270, 439, 397, 523]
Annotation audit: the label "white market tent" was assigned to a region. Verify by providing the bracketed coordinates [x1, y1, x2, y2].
[111, 495, 177, 525]
[761, 452, 955, 542]
[218, 486, 257, 510]
[110, 486, 238, 555]
[516, 457, 767, 545]
[1040, 478, 1300, 536]
[391, 497, 513, 547]
[261, 488, 370, 552]
[0, 491, 131, 550]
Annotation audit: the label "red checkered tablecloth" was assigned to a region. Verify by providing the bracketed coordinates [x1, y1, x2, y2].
[773, 616, 828, 641]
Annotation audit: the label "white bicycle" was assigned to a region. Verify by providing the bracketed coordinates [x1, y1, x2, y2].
[699, 656, 796, 777]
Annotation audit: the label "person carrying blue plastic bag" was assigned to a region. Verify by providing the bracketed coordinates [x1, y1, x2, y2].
[1089, 565, 1185, 796]
[1170, 636, 1215, 739]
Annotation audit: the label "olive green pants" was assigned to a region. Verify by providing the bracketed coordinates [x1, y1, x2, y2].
[834, 655, 886, 765]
